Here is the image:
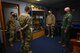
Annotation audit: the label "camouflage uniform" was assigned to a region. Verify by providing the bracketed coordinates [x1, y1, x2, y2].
[46, 14, 56, 38]
[8, 16, 16, 45]
[61, 13, 72, 53]
[18, 12, 32, 52]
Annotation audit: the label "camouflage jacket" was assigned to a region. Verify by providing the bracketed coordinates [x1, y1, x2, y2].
[8, 16, 16, 30]
[62, 13, 72, 29]
[18, 12, 32, 30]
[46, 14, 56, 26]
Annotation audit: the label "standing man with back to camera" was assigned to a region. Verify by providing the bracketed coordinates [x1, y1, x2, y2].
[46, 10, 56, 38]
[18, 6, 32, 53]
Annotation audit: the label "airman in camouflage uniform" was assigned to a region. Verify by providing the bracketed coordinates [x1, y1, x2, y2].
[61, 7, 72, 53]
[18, 6, 32, 53]
[8, 12, 16, 47]
[46, 11, 56, 38]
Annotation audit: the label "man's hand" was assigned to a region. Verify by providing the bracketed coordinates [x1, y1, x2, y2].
[19, 28, 23, 31]
[46, 24, 49, 27]
[64, 29, 67, 33]
[52, 24, 54, 27]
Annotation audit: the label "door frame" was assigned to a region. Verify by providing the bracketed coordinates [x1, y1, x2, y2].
[2, 2, 20, 16]
[0, 0, 20, 53]
[0, 0, 7, 53]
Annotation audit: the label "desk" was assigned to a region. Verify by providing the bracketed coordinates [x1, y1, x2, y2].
[71, 39, 80, 53]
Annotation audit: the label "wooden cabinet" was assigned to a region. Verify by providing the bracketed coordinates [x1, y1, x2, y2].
[30, 8, 46, 39]
[71, 39, 80, 53]
[30, 10, 45, 31]
[32, 29, 45, 39]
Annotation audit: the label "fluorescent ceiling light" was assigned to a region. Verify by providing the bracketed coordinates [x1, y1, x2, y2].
[36, 0, 40, 1]
[31, 5, 35, 8]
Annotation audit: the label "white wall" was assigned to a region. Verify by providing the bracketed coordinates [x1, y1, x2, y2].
[2, 0, 27, 14]
[3, 8, 18, 25]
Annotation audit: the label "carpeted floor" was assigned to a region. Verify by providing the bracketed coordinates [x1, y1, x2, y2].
[3, 35, 63, 53]
[30, 35, 63, 53]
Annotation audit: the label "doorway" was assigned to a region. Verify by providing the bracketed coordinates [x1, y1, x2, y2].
[1, 2, 20, 53]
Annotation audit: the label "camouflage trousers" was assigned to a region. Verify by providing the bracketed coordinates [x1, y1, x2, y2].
[61, 28, 71, 53]
[9, 30, 15, 44]
[47, 24, 55, 36]
[61, 28, 70, 45]
[20, 29, 31, 52]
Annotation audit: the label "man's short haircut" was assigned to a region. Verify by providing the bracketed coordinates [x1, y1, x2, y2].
[64, 7, 70, 11]
[25, 6, 31, 12]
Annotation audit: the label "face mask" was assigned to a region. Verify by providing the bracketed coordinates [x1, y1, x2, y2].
[12, 14, 17, 17]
